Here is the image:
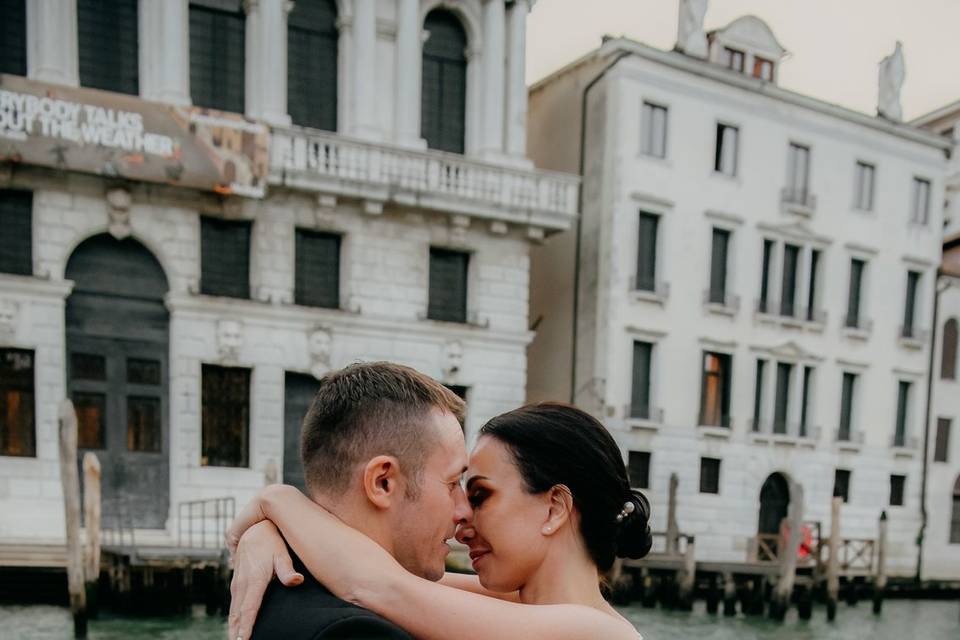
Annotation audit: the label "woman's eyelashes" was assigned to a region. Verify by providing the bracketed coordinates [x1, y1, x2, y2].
[467, 488, 489, 508]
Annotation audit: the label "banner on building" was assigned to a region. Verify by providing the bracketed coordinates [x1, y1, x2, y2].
[0, 74, 269, 198]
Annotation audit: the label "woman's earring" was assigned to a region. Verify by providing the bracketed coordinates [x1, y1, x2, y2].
[544, 525, 552, 534]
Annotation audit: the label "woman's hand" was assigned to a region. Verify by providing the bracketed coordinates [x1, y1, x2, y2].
[227, 520, 304, 640]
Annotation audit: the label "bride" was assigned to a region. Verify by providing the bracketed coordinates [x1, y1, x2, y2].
[227, 402, 652, 639]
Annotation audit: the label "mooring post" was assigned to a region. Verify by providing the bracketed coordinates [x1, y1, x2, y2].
[82, 453, 102, 618]
[873, 511, 888, 614]
[827, 496, 841, 621]
[722, 572, 737, 616]
[705, 573, 719, 614]
[666, 473, 679, 555]
[58, 400, 87, 638]
[771, 482, 804, 621]
[677, 534, 696, 610]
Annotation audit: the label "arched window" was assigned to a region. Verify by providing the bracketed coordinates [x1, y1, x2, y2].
[288, 0, 339, 131]
[421, 10, 467, 154]
[951, 475, 960, 544]
[942, 318, 958, 380]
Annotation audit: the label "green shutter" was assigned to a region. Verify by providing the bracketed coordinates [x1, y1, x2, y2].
[288, 0, 338, 131]
[942, 319, 958, 380]
[295, 229, 340, 308]
[636, 212, 658, 291]
[903, 271, 921, 336]
[427, 248, 468, 323]
[0, 0, 27, 75]
[421, 10, 467, 153]
[934, 418, 951, 463]
[630, 341, 652, 419]
[200, 217, 251, 299]
[894, 381, 910, 446]
[759, 239, 773, 312]
[846, 259, 864, 327]
[709, 228, 729, 303]
[839, 372, 855, 440]
[773, 362, 791, 434]
[78, 0, 139, 95]
[780, 244, 799, 316]
[752, 359, 765, 431]
[0, 189, 32, 276]
[189, 3, 246, 113]
[799, 366, 813, 436]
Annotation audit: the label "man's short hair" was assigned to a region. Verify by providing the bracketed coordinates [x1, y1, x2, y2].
[300, 361, 465, 498]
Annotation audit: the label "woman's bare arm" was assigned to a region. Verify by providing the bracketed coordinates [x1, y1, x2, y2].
[241, 485, 636, 640]
[438, 572, 520, 603]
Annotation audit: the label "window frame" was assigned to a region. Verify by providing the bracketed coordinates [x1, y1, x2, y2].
[0, 189, 33, 276]
[714, 123, 739, 177]
[200, 363, 251, 468]
[427, 246, 470, 324]
[853, 161, 876, 211]
[833, 468, 851, 503]
[199, 216, 252, 300]
[294, 228, 342, 309]
[698, 351, 732, 428]
[699, 457, 721, 494]
[0, 347, 36, 458]
[889, 474, 905, 507]
[640, 101, 668, 159]
[627, 450, 651, 490]
[911, 177, 931, 225]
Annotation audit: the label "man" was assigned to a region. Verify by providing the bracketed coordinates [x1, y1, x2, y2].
[230, 362, 471, 639]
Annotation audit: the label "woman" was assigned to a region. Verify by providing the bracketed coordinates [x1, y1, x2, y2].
[227, 403, 652, 639]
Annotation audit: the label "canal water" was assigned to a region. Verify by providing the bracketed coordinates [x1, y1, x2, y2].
[1, 599, 958, 639]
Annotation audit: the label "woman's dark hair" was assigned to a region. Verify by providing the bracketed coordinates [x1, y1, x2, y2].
[479, 402, 652, 571]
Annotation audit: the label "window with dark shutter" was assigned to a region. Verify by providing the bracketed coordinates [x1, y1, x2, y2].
[78, 0, 139, 95]
[628, 451, 650, 489]
[780, 244, 799, 317]
[903, 271, 921, 338]
[709, 228, 729, 304]
[894, 380, 911, 447]
[190, 1, 246, 113]
[421, 10, 467, 154]
[838, 372, 856, 441]
[427, 248, 468, 323]
[806, 250, 820, 321]
[288, 0, 338, 131]
[846, 258, 865, 328]
[640, 102, 668, 158]
[952, 476, 960, 544]
[935, 418, 951, 463]
[942, 318, 958, 380]
[295, 229, 340, 309]
[200, 217, 251, 299]
[773, 362, 792, 434]
[714, 123, 738, 176]
[201, 364, 250, 467]
[630, 341, 653, 420]
[799, 366, 813, 437]
[699, 352, 731, 428]
[0, 189, 32, 276]
[0, 348, 35, 457]
[752, 359, 766, 432]
[0, 0, 27, 76]
[854, 161, 875, 211]
[759, 239, 773, 313]
[889, 475, 906, 507]
[699, 457, 720, 494]
[635, 212, 658, 292]
[833, 469, 851, 503]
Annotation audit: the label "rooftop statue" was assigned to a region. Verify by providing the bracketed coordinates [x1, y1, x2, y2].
[878, 41, 905, 122]
[676, 0, 708, 59]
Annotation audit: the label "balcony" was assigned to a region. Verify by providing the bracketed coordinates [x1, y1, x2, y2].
[780, 187, 817, 217]
[834, 428, 865, 451]
[750, 419, 819, 447]
[698, 414, 733, 439]
[629, 277, 670, 305]
[754, 299, 825, 330]
[898, 325, 929, 349]
[625, 405, 665, 430]
[842, 315, 874, 340]
[269, 127, 580, 231]
[890, 434, 919, 457]
[703, 289, 740, 316]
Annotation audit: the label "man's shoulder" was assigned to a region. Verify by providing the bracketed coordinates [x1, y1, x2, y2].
[251, 573, 412, 640]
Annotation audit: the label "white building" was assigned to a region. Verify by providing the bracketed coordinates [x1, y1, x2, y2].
[526, 13, 953, 577]
[0, 0, 578, 547]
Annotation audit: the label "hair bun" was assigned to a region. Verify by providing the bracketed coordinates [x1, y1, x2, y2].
[615, 489, 652, 560]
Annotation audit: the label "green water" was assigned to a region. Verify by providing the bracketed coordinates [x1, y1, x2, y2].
[1, 599, 958, 639]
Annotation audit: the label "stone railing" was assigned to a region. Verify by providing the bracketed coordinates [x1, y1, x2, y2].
[269, 127, 580, 231]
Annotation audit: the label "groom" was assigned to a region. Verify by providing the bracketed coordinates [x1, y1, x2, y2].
[230, 361, 472, 639]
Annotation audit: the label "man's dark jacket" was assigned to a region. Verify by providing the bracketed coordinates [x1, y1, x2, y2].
[251, 555, 413, 640]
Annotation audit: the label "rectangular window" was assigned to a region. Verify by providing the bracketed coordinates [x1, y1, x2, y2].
[786, 143, 811, 198]
[722, 47, 744, 72]
[911, 177, 931, 224]
[295, 229, 340, 309]
[773, 362, 792, 434]
[699, 457, 721, 494]
[287, 0, 338, 131]
[74, 391, 106, 450]
[200, 217, 251, 299]
[952, 491, 960, 544]
[833, 469, 851, 503]
[894, 380, 911, 447]
[714, 123, 739, 176]
[806, 249, 820, 321]
[780, 243, 800, 317]
[846, 258, 865, 328]
[640, 102, 668, 158]
[427, 248, 469, 323]
[838, 372, 856, 441]
[0, 348, 35, 457]
[201, 364, 250, 467]
[635, 212, 659, 292]
[78, 0, 139, 95]
[628, 451, 650, 490]
[708, 228, 730, 304]
[127, 395, 161, 452]
[753, 56, 774, 81]
[759, 239, 773, 313]
[903, 270, 921, 338]
[935, 418, 952, 463]
[854, 162, 875, 211]
[889, 475, 906, 507]
[189, 0, 246, 113]
[799, 366, 813, 437]
[630, 341, 653, 420]
[0, 189, 33, 276]
[752, 359, 766, 432]
[0, 0, 27, 76]
[699, 352, 732, 428]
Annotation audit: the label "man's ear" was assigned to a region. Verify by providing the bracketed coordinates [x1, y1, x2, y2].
[542, 484, 573, 536]
[361, 455, 403, 510]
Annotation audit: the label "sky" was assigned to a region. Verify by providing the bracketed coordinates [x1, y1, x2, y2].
[526, 0, 960, 121]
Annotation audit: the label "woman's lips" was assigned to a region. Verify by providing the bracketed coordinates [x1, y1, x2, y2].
[469, 549, 490, 567]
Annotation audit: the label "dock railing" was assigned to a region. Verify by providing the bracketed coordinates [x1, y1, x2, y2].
[177, 497, 236, 549]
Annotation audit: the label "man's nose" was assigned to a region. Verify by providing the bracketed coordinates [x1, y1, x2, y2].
[452, 485, 473, 524]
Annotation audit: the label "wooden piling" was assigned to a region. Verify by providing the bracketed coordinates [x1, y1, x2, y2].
[705, 573, 719, 614]
[722, 572, 737, 616]
[771, 482, 804, 620]
[827, 496, 841, 621]
[82, 453, 101, 617]
[677, 535, 696, 610]
[58, 400, 87, 638]
[666, 473, 679, 555]
[640, 570, 656, 608]
[873, 511, 888, 614]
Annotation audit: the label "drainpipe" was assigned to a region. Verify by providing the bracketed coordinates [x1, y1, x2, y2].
[570, 49, 631, 403]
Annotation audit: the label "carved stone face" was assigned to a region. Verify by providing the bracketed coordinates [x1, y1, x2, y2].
[0, 299, 17, 337]
[444, 340, 463, 378]
[217, 319, 243, 361]
[308, 328, 332, 379]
